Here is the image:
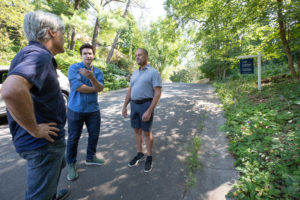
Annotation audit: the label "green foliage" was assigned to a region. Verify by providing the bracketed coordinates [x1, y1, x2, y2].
[0, 0, 32, 64]
[214, 68, 300, 199]
[55, 49, 81, 74]
[185, 136, 202, 190]
[55, 50, 129, 92]
[1, 72, 8, 83]
[143, 16, 186, 79]
[170, 69, 192, 83]
[166, 0, 300, 80]
[111, 57, 135, 73]
[118, 13, 144, 62]
[105, 63, 129, 77]
[224, 61, 290, 83]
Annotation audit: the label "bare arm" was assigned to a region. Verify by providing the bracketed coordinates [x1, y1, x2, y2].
[1, 75, 59, 142]
[142, 87, 162, 122]
[122, 87, 132, 118]
[76, 68, 104, 93]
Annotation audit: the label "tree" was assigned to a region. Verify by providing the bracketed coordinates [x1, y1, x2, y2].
[0, 0, 32, 63]
[166, 0, 245, 80]
[69, 0, 80, 50]
[32, 0, 90, 50]
[239, 0, 300, 80]
[106, 0, 131, 63]
[143, 17, 185, 79]
[118, 13, 143, 62]
[166, 0, 300, 81]
[89, 0, 127, 53]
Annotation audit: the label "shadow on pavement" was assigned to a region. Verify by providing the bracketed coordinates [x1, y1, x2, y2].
[0, 83, 237, 200]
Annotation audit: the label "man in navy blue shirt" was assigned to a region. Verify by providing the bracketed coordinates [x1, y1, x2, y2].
[66, 43, 105, 181]
[1, 11, 70, 199]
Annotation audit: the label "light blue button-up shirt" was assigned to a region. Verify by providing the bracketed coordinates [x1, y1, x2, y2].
[68, 62, 104, 113]
[130, 64, 162, 100]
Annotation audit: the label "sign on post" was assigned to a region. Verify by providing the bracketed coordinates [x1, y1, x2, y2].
[238, 52, 263, 91]
[240, 58, 254, 74]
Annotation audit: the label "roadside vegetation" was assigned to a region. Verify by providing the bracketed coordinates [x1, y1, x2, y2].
[214, 64, 300, 200]
[185, 136, 202, 191]
[184, 112, 206, 191]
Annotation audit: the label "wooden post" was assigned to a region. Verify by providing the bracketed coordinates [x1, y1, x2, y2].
[258, 52, 262, 91]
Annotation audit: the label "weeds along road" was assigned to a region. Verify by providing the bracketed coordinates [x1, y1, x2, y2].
[0, 83, 237, 200]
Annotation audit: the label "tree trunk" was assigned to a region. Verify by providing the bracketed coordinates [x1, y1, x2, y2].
[92, 17, 100, 53]
[106, 0, 131, 63]
[74, 0, 80, 9]
[277, 0, 298, 79]
[106, 30, 122, 63]
[67, 29, 70, 49]
[69, 0, 80, 50]
[129, 34, 132, 61]
[298, 57, 300, 82]
[70, 28, 76, 50]
[222, 68, 226, 80]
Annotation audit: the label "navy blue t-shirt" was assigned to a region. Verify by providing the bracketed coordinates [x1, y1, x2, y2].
[7, 41, 66, 153]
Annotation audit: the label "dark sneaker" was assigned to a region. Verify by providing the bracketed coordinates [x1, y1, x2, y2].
[144, 156, 153, 173]
[53, 188, 70, 200]
[128, 152, 144, 167]
[67, 163, 78, 181]
[85, 157, 105, 166]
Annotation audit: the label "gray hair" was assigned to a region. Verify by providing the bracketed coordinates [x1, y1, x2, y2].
[23, 11, 65, 42]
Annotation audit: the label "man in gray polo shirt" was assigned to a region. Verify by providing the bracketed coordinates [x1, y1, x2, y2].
[122, 48, 162, 173]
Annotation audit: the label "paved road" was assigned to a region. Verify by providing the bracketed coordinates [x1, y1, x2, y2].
[0, 83, 238, 200]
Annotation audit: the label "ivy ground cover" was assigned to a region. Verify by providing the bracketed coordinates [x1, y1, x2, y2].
[214, 78, 300, 200]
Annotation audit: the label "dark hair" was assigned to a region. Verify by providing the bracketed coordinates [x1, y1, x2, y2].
[137, 48, 148, 57]
[79, 43, 94, 55]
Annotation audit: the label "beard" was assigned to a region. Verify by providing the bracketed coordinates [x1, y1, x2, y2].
[137, 59, 146, 66]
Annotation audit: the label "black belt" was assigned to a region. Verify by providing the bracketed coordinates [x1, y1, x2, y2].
[131, 98, 153, 104]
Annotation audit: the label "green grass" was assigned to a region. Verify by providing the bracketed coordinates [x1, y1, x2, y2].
[185, 136, 202, 191]
[214, 77, 300, 200]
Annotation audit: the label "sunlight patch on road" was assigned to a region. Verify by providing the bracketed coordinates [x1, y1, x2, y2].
[0, 159, 25, 174]
[90, 174, 128, 196]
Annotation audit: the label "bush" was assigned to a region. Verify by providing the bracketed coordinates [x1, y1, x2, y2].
[225, 61, 290, 82]
[55, 50, 130, 92]
[104, 78, 128, 91]
[214, 74, 300, 199]
[170, 69, 192, 83]
[55, 50, 81, 75]
[111, 57, 135, 73]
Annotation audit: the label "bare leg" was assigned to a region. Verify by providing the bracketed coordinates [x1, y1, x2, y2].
[134, 128, 143, 153]
[144, 131, 153, 156]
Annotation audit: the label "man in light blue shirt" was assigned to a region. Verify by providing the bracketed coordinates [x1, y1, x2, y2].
[66, 43, 105, 181]
[122, 48, 162, 173]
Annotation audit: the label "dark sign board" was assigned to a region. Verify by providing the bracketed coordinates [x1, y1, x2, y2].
[240, 58, 254, 74]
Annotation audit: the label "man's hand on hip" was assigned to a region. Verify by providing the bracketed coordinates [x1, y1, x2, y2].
[35, 122, 60, 143]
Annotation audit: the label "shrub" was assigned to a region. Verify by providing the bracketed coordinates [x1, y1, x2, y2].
[55, 50, 130, 92]
[170, 69, 192, 83]
[214, 72, 300, 199]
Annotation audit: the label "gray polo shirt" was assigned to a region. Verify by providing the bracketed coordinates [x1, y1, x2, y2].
[130, 64, 162, 100]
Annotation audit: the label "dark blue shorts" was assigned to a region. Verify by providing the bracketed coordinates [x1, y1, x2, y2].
[130, 101, 154, 132]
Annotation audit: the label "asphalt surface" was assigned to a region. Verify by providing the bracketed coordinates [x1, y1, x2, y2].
[0, 83, 238, 200]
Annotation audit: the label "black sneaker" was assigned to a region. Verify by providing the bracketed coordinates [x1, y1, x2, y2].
[144, 156, 153, 173]
[128, 152, 144, 167]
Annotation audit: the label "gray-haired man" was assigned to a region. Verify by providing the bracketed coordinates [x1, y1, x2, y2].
[1, 11, 70, 199]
